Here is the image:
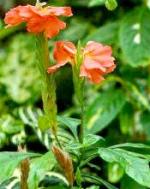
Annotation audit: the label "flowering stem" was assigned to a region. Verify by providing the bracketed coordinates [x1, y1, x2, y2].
[35, 34, 60, 145]
[73, 42, 85, 144]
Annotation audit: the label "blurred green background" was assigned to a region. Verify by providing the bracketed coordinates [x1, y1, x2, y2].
[0, 0, 150, 188]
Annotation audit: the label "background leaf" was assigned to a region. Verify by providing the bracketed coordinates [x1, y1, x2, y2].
[0, 152, 39, 183]
[85, 89, 126, 133]
[99, 148, 150, 187]
[119, 7, 150, 67]
[28, 152, 56, 189]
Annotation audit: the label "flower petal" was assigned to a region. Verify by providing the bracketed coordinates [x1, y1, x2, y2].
[53, 41, 76, 64]
[47, 63, 67, 73]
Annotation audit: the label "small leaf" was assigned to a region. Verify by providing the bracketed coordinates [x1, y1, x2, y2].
[105, 0, 118, 11]
[88, 0, 105, 7]
[108, 162, 124, 183]
[58, 116, 81, 139]
[83, 134, 105, 148]
[38, 115, 49, 132]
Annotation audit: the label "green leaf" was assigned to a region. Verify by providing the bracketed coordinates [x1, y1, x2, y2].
[87, 186, 100, 189]
[0, 132, 7, 148]
[88, 0, 105, 7]
[83, 134, 105, 148]
[110, 142, 150, 150]
[0, 34, 40, 103]
[0, 152, 39, 183]
[84, 22, 119, 45]
[119, 103, 134, 135]
[121, 175, 146, 189]
[28, 152, 56, 189]
[108, 162, 124, 183]
[0, 177, 19, 188]
[119, 7, 150, 67]
[58, 116, 81, 139]
[57, 18, 90, 42]
[85, 89, 126, 133]
[38, 115, 50, 132]
[105, 0, 118, 11]
[140, 111, 150, 139]
[83, 174, 118, 189]
[126, 82, 150, 110]
[99, 148, 150, 187]
[0, 115, 23, 134]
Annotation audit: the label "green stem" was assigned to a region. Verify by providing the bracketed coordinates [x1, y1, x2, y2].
[79, 90, 84, 144]
[73, 67, 85, 144]
[36, 34, 60, 145]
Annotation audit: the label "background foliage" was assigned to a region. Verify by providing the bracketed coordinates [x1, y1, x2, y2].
[0, 0, 150, 188]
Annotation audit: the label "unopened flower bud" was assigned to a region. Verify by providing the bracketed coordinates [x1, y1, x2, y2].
[52, 145, 74, 186]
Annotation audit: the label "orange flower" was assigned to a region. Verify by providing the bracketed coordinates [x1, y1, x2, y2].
[48, 41, 116, 84]
[80, 41, 116, 83]
[48, 41, 76, 73]
[4, 4, 73, 38]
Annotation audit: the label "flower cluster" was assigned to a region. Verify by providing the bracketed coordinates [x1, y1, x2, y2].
[4, 1, 116, 83]
[4, 3, 72, 38]
[48, 41, 116, 84]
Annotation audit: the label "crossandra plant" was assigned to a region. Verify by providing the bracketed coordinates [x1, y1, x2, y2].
[0, 0, 150, 189]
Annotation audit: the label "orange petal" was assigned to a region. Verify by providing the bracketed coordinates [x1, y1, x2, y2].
[44, 17, 66, 38]
[4, 6, 25, 26]
[46, 6, 73, 16]
[47, 63, 67, 74]
[53, 41, 76, 64]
